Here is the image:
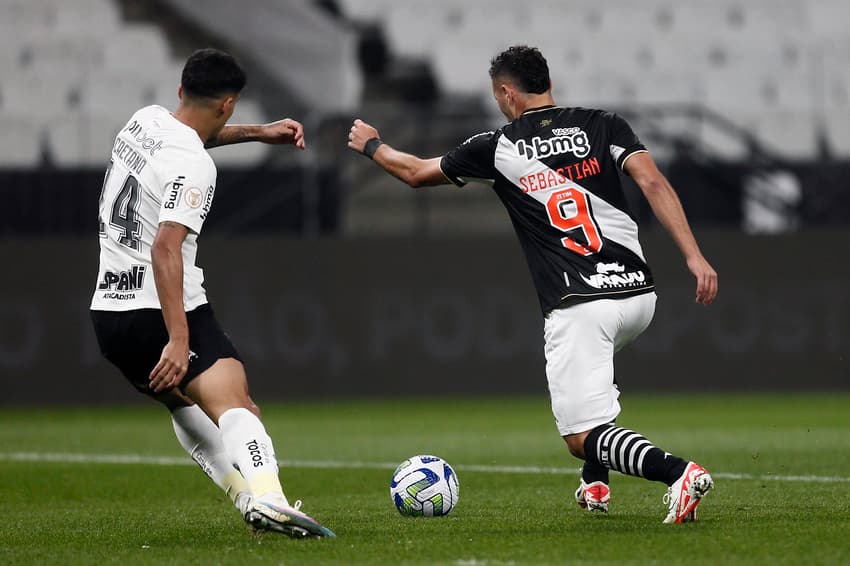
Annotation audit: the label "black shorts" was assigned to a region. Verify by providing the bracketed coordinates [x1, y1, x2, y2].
[90, 303, 242, 397]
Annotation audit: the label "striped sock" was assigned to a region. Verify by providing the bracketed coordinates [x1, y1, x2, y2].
[584, 423, 687, 485]
[581, 460, 609, 485]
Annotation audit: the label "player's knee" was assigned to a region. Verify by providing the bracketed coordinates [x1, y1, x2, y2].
[156, 389, 193, 411]
[219, 393, 258, 419]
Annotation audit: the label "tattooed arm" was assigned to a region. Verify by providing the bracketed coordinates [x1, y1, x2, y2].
[205, 118, 306, 149]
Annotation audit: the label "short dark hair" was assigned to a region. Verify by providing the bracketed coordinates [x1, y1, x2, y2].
[489, 45, 550, 94]
[181, 48, 247, 99]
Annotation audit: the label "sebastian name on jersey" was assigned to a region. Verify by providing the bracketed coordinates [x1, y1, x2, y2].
[91, 105, 216, 312]
[440, 106, 655, 314]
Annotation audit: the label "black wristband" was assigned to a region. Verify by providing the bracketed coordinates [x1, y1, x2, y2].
[363, 137, 384, 159]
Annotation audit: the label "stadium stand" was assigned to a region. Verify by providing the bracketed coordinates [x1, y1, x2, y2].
[0, 115, 42, 167]
[0, 0, 269, 168]
[332, 0, 850, 233]
[47, 113, 128, 167]
[337, 0, 845, 163]
[0, 0, 848, 233]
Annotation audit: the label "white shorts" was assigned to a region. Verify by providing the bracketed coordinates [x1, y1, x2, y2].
[543, 292, 656, 436]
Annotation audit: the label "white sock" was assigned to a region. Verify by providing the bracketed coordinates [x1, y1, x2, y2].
[218, 407, 289, 506]
[171, 404, 252, 513]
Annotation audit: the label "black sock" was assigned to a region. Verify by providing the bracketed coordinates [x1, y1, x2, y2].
[583, 423, 688, 485]
[581, 460, 609, 484]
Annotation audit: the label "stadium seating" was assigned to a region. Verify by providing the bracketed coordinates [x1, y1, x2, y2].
[100, 25, 174, 79]
[1, 70, 76, 122]
[0, 114, 42, 166]
[46, 112, 128, 167]
[0, 0, 269, 168]
[807, 0, 850, 39]
[820, 40, 850, 157]
[337, 0, 848, 163]
[749, 110, 821, 160]
[75, 73, 161, 117]
[1, 0, 848, 168]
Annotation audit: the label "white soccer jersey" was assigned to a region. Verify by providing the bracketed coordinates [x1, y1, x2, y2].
[91, 105, 217, 312]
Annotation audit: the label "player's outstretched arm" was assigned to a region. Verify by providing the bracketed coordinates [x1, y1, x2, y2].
[625, 152, 718, 306]
[347, 119, 448, 187]
[205, 118, 306, 149]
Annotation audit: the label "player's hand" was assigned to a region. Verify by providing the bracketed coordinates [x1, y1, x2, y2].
[687, 255, 718, 306]
[347, 119, 380, 154]
[149, 337, 190, 393]
[258, 118, 305, 149]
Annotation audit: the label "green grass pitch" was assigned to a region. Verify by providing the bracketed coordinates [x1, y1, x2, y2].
[1, 394, 848, 565]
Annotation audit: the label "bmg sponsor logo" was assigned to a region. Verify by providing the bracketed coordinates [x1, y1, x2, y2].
[164, 176, 186, 209]
[516, 129, 591, 160]
[199, 185, 214, 220]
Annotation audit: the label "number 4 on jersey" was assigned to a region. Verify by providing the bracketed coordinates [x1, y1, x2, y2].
[98, 161, 142, 251]
[545, 188, 603, 256]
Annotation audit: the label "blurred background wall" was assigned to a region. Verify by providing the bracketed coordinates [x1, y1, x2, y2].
[0, 0, 847, 403]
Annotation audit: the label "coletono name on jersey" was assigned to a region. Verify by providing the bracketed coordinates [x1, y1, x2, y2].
[440, 106, 655, 314]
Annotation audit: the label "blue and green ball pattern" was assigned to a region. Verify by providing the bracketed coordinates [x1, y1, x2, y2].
[390, 455, 459, 517]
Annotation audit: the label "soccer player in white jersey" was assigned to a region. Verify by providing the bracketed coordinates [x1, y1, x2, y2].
[347, 45, 718, 523]
[90, 48, 334, 538]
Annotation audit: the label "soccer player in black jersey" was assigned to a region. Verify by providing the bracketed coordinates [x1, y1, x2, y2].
[348, 45, 718, 523]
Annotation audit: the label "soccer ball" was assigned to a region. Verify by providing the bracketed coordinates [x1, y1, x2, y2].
[390, 455, 460, 517]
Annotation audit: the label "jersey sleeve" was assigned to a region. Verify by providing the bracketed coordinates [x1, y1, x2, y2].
[606, 113, 647, 172]
[158, 156, 216, 235]
[439, 131, 498, 187]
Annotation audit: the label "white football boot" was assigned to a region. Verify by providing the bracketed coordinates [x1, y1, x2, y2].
[662, 461, 714, 524]
[246, 497, 336, 538]
[234, 491, 253, 517]
[575, 480, 611, 513]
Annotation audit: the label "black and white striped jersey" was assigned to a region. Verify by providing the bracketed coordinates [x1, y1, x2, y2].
[440, 105, 655, 314]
